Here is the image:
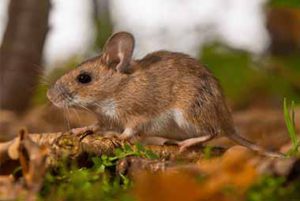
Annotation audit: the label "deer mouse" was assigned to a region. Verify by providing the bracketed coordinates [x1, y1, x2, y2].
[47, 32, 284, 158]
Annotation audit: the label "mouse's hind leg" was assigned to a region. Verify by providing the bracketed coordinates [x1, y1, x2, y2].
[178, 135, 215, 152]
[172, 108, 217, 152]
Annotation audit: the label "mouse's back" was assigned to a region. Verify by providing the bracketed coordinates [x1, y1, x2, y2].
[114, 50, 236, 139]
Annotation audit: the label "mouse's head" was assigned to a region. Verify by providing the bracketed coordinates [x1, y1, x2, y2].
[47, 32, 135, 109]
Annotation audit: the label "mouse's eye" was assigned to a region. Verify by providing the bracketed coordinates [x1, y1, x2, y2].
[76, 72, 92, 84]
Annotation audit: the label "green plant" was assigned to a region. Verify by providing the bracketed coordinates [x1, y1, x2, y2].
[114, 143, 159, 160]
[38, 144, 157, 201]
[92, 143, 159, 169]
[283, 98, 299, 156]
[246, 175, 300, 201]
[203, 145, 214, 159]
[246, 176, 284, 201]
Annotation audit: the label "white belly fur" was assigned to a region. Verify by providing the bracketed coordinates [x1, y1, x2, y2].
[144, 108, 199, 140]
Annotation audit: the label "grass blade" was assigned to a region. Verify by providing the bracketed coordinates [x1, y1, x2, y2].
[283, 98, 299, 156]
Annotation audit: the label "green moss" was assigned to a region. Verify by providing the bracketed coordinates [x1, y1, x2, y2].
[246, 175, 300, 201]
[38, 144, 158, 201]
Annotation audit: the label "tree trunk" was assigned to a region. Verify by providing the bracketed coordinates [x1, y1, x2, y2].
[0, 0, 50, 113]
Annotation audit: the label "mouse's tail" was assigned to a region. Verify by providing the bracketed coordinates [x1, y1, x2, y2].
[226, 132, 285, 158]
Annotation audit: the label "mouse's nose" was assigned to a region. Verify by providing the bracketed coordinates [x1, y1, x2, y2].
[46, 87, 64, 108]
[46, 85, 72, 108]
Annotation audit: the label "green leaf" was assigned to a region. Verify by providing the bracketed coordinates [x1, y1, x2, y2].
[124, 144, 133, 152]
[144, 149, 159, 159]
[135, 143, 145, 152]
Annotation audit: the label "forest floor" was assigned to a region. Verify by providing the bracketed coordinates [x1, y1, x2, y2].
[0, 104, 299, 201]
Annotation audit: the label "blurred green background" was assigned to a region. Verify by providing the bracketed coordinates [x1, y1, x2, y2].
[1, 0, 300, 113]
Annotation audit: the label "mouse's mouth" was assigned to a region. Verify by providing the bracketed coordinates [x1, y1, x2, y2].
[47, 85, 74, 108]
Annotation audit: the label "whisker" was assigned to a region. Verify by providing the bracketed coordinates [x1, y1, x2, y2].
[72, 108, 82, 125]
[94, 103, 103, 109]
[32, 64, 50, 86]
[38, 75, 51, 86]
[78, 104, 93, 114]
[65, 105, 71, 130]
[62, 107, 68, 131]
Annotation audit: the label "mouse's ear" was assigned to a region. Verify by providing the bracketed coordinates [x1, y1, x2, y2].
[102, 32, 135, 74]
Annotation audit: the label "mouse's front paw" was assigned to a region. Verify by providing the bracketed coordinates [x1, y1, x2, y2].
[118, 128, 136, 141]
[71, 123, 100, 135]
[71, 126, 91, 135]
[102, 128, 136, 142]
[118, 133, 132, 140]
[103, 131, 121, 138]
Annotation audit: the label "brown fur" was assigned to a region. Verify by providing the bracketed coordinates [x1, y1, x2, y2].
[47, 32, 283, 157]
